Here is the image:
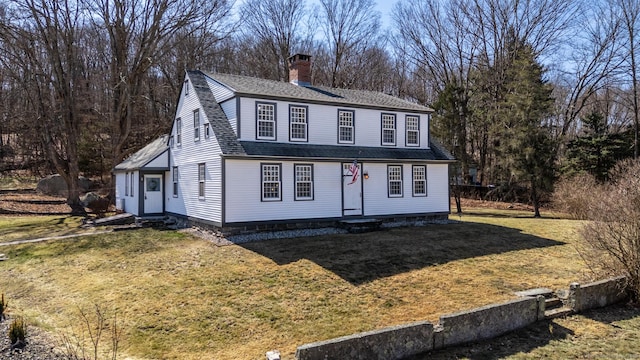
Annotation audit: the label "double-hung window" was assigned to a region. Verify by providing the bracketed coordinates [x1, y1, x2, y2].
[294, 164, 313, 200]
[406, 116, 420, 146]
[382, 114, 396, 146]
[261, 163, 281, 201]
[172, 166, 179, 197]
[257, 102, 276, 140]
[176, 118, 182, 145]
[338, 110, 354, 144]
[413, 165, 427, 196]
[125, 172, 129, 196]
[388, 165, 403, 197]
[289, 105, 308, 142]
[198, 163, 205, 199]
[193, 110, 200, 141]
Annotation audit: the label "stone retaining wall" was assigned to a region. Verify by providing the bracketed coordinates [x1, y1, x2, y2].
[295, 277, 628, 360]
[295, 321, 434, 360]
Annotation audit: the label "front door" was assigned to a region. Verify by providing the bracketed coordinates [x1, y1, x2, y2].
[342, 162, 362, 216]
[143, 174, 163, 214]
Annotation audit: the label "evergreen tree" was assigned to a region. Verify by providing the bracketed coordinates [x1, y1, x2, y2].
[564, 112, 633, 182]
[495, 35, 555, 217]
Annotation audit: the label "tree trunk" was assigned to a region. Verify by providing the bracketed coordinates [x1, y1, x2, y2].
[531, 176, 541, 218]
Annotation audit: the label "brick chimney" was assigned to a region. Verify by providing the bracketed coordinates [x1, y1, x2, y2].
[288, 54, 311, 86]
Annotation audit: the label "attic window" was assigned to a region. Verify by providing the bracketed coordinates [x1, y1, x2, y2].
[204, 123, 210, 138]
[184, 79, 189, 95]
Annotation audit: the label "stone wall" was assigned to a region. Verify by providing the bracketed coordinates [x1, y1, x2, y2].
[435, 296, 543, 348]
[295, 277, 628, 360]
[295, 322, 434, 360]
[569, 276, 627, 312]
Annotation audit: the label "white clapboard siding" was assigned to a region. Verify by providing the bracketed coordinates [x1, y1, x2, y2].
[166, 79, 223, 224]
[362, 163, 449, 216]
[224, 159, 343, 223]
[237, 97, 430, 149]
[145, 151, 168, 168]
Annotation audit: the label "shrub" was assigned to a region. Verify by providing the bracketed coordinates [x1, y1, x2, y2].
[9, 316, 27, 349]
[556, 159, 640, 302]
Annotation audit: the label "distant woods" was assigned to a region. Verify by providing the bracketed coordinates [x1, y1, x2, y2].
[1, 0, 639, 210]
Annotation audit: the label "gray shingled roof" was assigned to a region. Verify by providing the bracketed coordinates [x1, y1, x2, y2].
[188, 70, 246, 155]
[114, 135, 169, 171]
[203, 72, 433, 113]
[235, 141, 455, 161]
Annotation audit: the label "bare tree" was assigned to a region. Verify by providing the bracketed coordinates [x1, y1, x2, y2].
[240, 0, 309, 81]
[86, 0, 233, 169]
[315, 0, 380, 88]
[617, 0, 640, 158]
[0, 0, 89, 214]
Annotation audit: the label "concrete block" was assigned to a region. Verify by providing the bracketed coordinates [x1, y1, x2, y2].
[295, 321, 434, 360]
[570, 276, 627, 312]
[439, 297, 538, 347]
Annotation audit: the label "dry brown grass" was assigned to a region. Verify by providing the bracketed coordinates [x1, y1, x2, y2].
[0, 209, 597, 359]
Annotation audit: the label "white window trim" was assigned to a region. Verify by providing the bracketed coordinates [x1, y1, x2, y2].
[261, 163, 282, 201]
[294, 164, 314, 201]
[193, 110, 200, 141]
[125, 172, 129, 196]
[412, 165, 427, 197]
[406, 115, 420, 147]
[198, 163, 205, 199]
[289, 105, 308, 142]
[382, 113, 396, 146]
[388, 165, 403, 198]
[172, 166, 179, 197]
[338, 110, 355, 144]
[256, 102, 276, 140]
[176, 118, 182, 145]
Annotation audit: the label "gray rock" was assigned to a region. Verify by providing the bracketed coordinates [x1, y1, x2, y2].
[36, 175, 91, 197]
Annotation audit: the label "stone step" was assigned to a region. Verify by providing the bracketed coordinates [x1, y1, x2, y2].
[514, 288, 554, 299]
[545, 298, 563, 309]
[544, 306, 573, 319]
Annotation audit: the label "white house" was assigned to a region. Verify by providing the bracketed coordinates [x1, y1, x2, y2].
[114, 54, 455, 232]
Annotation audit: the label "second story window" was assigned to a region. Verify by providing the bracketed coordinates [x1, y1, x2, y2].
[382, 114, 396, 146]
[257, 102, 276, 140]
[176, 118, 182, 145]
[406, 116, 420, 146]
[193, 110, 200, 141]
[289, 105, 308, 142]
[338, 110, 354, 144]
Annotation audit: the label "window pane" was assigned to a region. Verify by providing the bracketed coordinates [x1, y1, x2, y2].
[295, 165, 313, 200]
[339, 111, 354, 142]
[382, 114, 396, 144]
[413, 166, 426, 196]
[290, 106, 307, 140]
[388, 166, 402, 196]
[257, 103, 275, 139]
[407, 116, 419, 145]
[262, 164, 281, 200]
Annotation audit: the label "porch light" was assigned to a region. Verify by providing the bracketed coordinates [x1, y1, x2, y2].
[363, 171, 369, 179]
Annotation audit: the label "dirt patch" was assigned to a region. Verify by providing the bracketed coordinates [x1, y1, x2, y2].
[0, 191, 70, 215]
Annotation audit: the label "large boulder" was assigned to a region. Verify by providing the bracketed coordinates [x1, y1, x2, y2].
[36, 174, 91, 197]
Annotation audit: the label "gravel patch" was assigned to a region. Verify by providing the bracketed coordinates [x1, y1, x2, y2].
[0, 317, 62, 360]
[226, 227, 349, 244]
[182, 226, 349, 245]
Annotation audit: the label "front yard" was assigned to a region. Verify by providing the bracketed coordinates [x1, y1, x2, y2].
[0, 209, 609, 359]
